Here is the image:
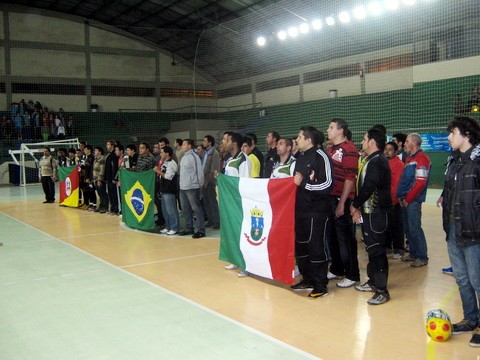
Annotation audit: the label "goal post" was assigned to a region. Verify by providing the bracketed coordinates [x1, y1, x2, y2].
[9, 138, 80, 187]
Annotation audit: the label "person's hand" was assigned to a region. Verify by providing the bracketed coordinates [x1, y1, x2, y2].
[214, 170, 219, 179]
[436, 196, 443, 208]
[349, 204, 361, 223]
[293, 172, 303, 186]
[352, 211, 362, 224]
[335, 202, 345, 218]
[400, 199, 408, 207]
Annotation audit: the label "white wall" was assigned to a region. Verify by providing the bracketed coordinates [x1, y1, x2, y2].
[90, 53, 156, 81]
[365, 68, 413, 93]
[9, 13, 84, 45]
[217, 94, 252, 109]
[256, 86, 300, 107]
[413, 55, 480, 83]
[89, 27, 153, 51]
[1, 9, 215, 112]
[11, 48, 86, 78]
[304, 77, 362, 101]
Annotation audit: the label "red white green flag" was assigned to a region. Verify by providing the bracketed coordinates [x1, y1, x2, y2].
[217, 174, 297, 284]
[58, 165, 80, 207]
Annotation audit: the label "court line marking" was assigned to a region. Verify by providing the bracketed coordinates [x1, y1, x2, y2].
[426, 285, 459, 360]
[62, 230, 130, 239]
[0, 211, 319, 360]
[5, 238, 54, 245]
[120, 251, 219, 268]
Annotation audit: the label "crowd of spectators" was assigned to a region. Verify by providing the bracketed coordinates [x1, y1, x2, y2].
[0, 99, 75, 141]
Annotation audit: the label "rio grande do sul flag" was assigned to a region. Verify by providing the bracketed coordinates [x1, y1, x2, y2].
[119, 169, 155, 230]
[58, 165, 80, 207]
[217, 174, 297, 285]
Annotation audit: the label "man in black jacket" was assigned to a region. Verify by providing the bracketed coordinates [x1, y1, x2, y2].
[350, 128, 392, 305]
[438, 115, 480, 346]
[104, 140, 119, 214]
[290, 126, 333, 299]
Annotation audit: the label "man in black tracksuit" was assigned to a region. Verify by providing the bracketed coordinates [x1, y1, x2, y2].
[104, 140, 119, 214]
[290, 126, 334, 298]
[350, 128, 392, 305]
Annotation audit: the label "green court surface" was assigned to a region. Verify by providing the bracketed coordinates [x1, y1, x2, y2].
[0, 186, 315, 360]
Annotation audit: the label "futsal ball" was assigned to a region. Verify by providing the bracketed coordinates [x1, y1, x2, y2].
[426, 309, 452, 342]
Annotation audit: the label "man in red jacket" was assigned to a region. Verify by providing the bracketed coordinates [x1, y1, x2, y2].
[384, 141, 405, 259]
[396, 133, 431, 267]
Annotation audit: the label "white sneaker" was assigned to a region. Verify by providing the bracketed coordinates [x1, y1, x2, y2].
[336, 278, 358, 288]
[392, 252, 403, 260]
[224, 264, 238, 270]
[294, 266, 300, 277]
[160, 229, 169, 234]
[327, 271, 344, 280]
[166, 230, 178, 235]
[238, 270, 250, 277]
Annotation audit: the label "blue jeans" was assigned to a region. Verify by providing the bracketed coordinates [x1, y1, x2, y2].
[401, 201, 428, 261]
[447, 224, 480, 326]
[161, 193, 179, 232]
[179, 188, 205, 233]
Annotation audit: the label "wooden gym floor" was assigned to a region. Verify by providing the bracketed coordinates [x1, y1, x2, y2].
[0, 185, 478, 360]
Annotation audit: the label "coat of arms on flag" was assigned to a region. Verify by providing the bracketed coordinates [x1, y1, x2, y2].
[246, 207, 266, 245]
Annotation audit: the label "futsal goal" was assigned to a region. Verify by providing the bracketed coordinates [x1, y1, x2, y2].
[8, 138, 80, 187]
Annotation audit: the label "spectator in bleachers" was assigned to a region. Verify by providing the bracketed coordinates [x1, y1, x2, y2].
[14, 112, 22, 139]
[66, 115, 74, 136]
[57, 120, 66, 139]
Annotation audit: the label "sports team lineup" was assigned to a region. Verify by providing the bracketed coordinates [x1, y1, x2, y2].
[1, 1, 480, 358]
[34, 118, 480, 349]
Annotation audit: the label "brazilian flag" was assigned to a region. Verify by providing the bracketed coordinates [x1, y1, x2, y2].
[119, 169, 155, 230]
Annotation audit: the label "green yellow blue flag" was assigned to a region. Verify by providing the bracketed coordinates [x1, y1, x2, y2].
[58, 165, 80, 207]
[119, 169, 155, 230]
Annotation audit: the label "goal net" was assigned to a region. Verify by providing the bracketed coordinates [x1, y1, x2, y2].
[9, 138, 80, 187]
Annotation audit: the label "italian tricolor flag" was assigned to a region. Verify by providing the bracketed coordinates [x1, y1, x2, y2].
[218, 174, 297, 284]
[58, 165, 80, 207]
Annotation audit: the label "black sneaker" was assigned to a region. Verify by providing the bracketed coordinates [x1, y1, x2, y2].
[367, 291, 390, 305]
[308, 287, 328, 299]
[452, 320, 477, 334]
[178, 229, 194, 236]
[192, 232, 206, 239]
[470, 327, 480, 347]
[290, 280, 313, 291]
